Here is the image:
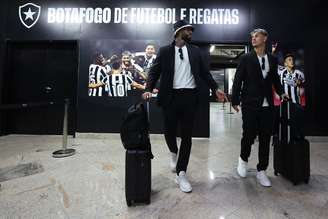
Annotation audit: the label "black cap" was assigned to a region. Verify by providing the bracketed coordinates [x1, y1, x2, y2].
[284, 53, 295, 61]
[173, 20, 194, 36]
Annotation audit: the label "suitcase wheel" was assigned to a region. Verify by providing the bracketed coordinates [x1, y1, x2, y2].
[304, 178, 310, 184]
[126, 199, 132, 207]
[145, 199, 150, 205]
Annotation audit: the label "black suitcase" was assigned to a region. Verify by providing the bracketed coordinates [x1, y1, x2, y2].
[125, 149, 151, 206]
[123, 101, 153, 206]
[273, 101, 310, 185]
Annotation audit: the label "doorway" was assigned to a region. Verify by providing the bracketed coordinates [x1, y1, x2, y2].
[201, 43, 248, 137]
[208, 44, 248, 101]
[1, 40, 78, 135]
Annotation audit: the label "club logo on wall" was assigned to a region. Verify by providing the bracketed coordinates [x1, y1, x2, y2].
[19, 3, 41, 29]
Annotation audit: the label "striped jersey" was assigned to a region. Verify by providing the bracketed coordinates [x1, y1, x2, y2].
[278, 66, 305, 104]
[107, 74, 134, 97]
[88, 64, 111, 96]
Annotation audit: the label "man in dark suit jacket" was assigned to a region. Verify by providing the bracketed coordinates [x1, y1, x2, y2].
[231, 28, 289, 187]
[142, 20, 226, 193]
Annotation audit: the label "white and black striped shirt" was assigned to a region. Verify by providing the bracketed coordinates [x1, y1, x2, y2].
[88, 64, 111, 96]
[278, 66, 305, 104]
[107, 74, 134, 97]
[122, 70, 133, 91]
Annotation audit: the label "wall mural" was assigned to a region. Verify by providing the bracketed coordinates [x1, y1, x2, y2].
[271, 43, 305, 107]
[88, 40, 160, 97]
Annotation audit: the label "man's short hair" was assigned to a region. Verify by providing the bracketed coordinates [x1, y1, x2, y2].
[250, 28, 268, 36]
[122, 51, 132, 58]
[93, 53, 104, 64]
[146, 43, 155, 49]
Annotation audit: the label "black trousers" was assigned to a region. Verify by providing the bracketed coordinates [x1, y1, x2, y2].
[162, 89, 198, 175]
[240, 107, 274, 171]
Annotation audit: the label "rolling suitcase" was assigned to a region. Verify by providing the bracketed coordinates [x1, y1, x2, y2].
[122, 101, 153, 206]
[125, 149, 151, 206]
[273, 101, 310, 185]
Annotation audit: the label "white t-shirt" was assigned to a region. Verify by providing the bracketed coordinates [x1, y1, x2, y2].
[257, 54, 270, 107]
[173, 45, 196, 89]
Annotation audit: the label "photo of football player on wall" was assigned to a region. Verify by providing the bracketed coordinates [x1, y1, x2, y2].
[88, 40, 160, 97]
[271, 43, 306, 107]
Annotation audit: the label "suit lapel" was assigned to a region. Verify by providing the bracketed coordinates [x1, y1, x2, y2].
[186, 44, 195, 73]
[169, 44, 175, 72]
[168, 43, 175, 86]
[251, 51, 265, 80]
[267, 54, 274, 77]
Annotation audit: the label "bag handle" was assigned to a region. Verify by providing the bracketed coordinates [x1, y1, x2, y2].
[279, 100, 291, 142]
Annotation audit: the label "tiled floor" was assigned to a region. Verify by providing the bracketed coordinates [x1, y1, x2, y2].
[0, 103, 327, 219]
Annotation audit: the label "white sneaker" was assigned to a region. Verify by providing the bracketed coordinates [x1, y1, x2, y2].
[257, 171, 272, 187]
[170, 152, 177, 172]
[175, 171, 192, 193]
[237, 157, 248, 178]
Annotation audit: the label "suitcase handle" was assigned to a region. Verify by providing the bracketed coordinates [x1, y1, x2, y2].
[145, 101, 150, 123]
[279, 100, 291, 142]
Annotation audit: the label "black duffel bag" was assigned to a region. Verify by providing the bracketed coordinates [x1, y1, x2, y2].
[120, 102, 152, 153]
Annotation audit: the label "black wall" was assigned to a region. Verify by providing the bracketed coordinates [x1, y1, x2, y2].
[1, 0, 327, 136]
[0, 0, 9, 135]
[303, 0, 328, 135]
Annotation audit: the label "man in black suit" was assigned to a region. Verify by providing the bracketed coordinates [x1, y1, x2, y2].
[142, 20, 226, 193]
[231, 29, 289, 187]
[135, 44, 157, 75]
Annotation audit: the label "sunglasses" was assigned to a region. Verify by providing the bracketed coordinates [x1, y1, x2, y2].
[178, 48, 183, 60]
[261, 57, 265, 70]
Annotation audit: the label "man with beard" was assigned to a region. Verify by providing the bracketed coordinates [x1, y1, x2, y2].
[142, 20, 227, 193]
[103, 52, 145, 97]
[121, 51, 147, 87]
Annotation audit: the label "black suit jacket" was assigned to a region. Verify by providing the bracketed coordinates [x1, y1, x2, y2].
[146, 42, 218, 107]
[231, 50, 284, 109]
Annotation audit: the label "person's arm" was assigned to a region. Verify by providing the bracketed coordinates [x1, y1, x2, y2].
[105, 55, 118, 65]
[145, 47, 162, 92]
[199, 50, 227, 102]
[88, 82, 104, 88]
[231, 55, 247, 111]
[199, 50, 218, 93]
[271, 42, 278, 55]
[131, 60, 147, 80]
[272, 58, 284, 97]
[131, 81, 145, 90]
[296, 70, 306, 87]
[124, 74, 145, 90]
[143, 48, 162, 100]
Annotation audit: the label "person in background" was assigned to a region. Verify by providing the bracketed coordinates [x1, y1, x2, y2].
[88, 53, 113, 96]
[272, 43, 306, 140]
[135, 44, 157, 76]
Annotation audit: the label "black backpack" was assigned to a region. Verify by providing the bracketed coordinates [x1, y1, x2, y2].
[120, 102, 153, 154]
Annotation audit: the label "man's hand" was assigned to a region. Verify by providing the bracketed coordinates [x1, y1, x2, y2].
[215, 89, 228, 102]
[281, 93, 290, 101]
[104, 55, 118, 65]
[296, 79, 302, 86]
[272, 42, 278, 54]
[232, 105, 240, 113]
[142, 92, 152, 100]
